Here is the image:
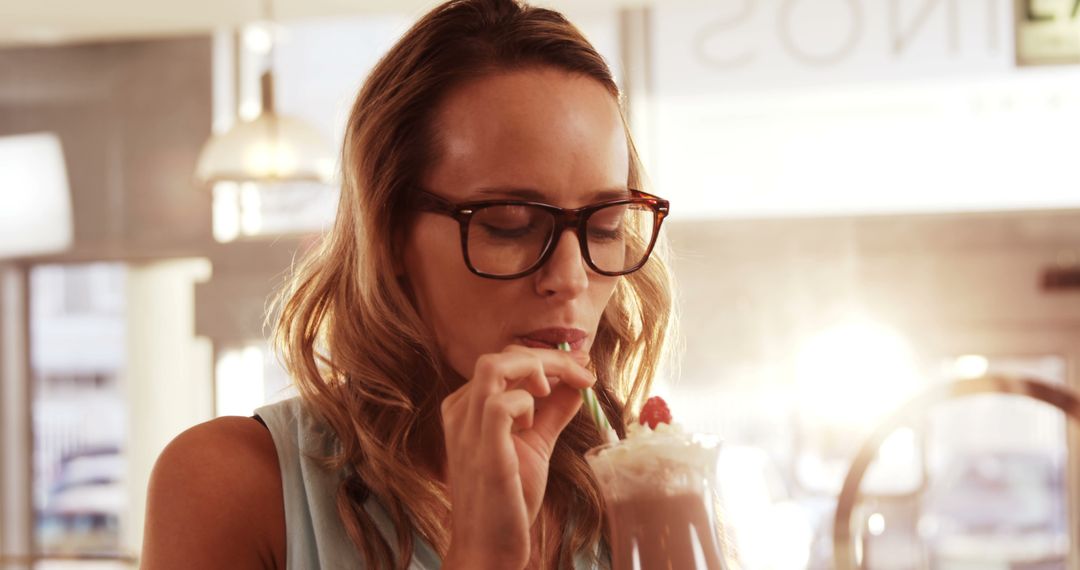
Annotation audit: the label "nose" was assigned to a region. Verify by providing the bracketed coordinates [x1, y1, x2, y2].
[534, 230, 588, 299]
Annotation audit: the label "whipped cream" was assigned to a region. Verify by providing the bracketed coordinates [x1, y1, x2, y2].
[587, 422, 719, 499]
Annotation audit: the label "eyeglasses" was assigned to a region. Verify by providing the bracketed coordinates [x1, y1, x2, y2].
[409, 189, 670, 279]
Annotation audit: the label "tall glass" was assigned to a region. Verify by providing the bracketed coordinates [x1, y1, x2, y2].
[586, 431, 727, 570]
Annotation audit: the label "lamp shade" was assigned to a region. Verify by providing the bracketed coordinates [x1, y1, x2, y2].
[0, 132, 73, 258]
[195, 112, 335, 184]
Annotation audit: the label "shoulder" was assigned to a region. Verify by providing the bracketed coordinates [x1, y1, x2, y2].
[152, 416, 281, 485]
[141, 416, 286, 570]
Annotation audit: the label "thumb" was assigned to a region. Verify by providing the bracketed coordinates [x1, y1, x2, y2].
[530, 383, 586, 447]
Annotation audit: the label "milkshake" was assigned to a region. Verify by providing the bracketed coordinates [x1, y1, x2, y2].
[586, 398, 727, 570]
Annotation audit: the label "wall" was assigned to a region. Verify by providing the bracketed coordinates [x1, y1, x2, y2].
[668, 210, 1080, 390]
[0, 37, 214, 260]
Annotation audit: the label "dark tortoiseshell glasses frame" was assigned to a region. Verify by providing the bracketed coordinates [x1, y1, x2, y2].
[409, 189, 670, 280]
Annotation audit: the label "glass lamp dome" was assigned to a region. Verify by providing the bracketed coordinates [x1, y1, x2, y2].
[195, 71, 334, 184]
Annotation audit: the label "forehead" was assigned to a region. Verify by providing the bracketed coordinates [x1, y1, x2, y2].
[425, 68, 630, 206]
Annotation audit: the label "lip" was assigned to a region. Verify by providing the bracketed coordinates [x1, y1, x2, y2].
[518, 327, 588, 350]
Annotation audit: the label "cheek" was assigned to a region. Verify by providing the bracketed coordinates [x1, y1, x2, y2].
[591, 276, 621, 320]
[403, 222, 462, 320]
[403, 223, 510, 368]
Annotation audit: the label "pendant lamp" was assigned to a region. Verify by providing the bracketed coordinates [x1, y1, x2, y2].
[195, 1, 334, 185]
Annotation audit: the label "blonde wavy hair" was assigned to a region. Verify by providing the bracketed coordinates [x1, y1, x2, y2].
[273, 0, 674, 567]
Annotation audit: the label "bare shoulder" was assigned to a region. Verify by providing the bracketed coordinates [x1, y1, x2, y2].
[141, 416, 286, 570]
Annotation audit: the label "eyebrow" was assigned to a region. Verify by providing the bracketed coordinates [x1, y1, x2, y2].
[472, 186, 631, 202]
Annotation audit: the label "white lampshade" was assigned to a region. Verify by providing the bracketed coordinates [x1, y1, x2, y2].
[195, 111, 335, 184]
[0, 132, 73, 258]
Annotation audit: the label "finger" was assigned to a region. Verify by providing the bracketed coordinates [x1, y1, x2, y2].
[502, 345, 594, 391]
[481, 389, 536, 439]
[504, 343, 589, 365]
[471, 352, 552, 400]
[567, 348, 591, 368]
[464, 350, 593, 438]
[531, 383, 589, 443]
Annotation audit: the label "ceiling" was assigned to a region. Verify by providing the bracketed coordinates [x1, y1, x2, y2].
[0, 0, 647, 47]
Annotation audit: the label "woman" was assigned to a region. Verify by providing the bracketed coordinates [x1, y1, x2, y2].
[142, 0, 673, 568]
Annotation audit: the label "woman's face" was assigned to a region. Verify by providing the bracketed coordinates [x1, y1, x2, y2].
[402, 68, 628, 380]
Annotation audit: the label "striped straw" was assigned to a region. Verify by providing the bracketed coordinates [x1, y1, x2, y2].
[558, 342, 612, 434]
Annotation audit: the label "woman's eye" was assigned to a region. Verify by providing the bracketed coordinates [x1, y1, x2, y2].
[480, 222, 534, 238]
[588, 208, 626, 241]
[588, 226, 623, 241]
[476, 206, 543, 239]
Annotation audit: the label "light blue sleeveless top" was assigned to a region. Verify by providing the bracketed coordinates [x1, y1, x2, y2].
[254, 397, 603, 570]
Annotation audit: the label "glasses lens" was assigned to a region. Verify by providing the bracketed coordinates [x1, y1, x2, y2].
[586, 202, 656, 274]
[467, 205, 555, 276]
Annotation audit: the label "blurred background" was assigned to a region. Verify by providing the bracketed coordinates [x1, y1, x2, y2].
[1, 0, 1079, 568]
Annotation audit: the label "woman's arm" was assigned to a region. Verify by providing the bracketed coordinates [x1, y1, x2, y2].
[141, 417, 286, 570]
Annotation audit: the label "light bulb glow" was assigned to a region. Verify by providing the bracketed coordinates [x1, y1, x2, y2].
[952, 354, 990, 379]
[795, 320, 920, 427]
[868, 513, 886, 536]
[244, 25, 274, 55]
[242, 139, 298, 178]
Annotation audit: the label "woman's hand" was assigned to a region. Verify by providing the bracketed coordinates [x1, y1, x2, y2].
[440, 345, 595, 569]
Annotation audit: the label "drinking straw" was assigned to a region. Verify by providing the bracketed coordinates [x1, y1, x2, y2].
[558, 342, 615, 439]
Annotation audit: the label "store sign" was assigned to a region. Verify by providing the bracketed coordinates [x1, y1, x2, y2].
[1015, 0, 1080, 65]
[655, 0, 1014, 95]
[650, 0, 1080, 219]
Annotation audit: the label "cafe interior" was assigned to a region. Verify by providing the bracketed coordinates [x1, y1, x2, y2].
[2, 0, 1080, 568]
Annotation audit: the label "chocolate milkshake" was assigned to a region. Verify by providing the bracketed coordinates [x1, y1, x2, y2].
[586, 408, 727, 570]
[605, 491, 725, 570]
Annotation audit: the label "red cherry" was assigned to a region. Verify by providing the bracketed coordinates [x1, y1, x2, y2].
[638, 396, 672, 429]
